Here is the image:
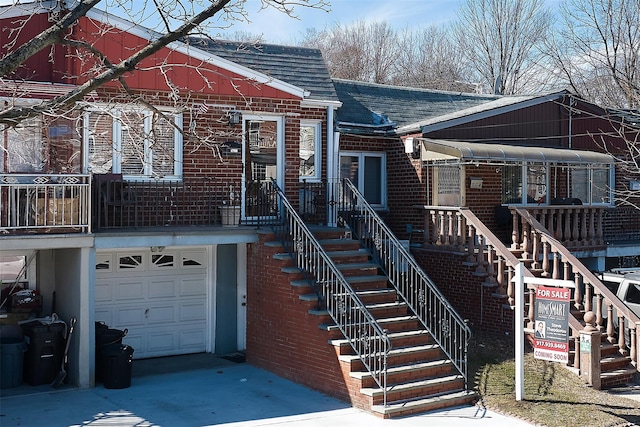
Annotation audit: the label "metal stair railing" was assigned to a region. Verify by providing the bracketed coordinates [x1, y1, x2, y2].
[339, 179, 471, 387]
[269, 180, 392, 406]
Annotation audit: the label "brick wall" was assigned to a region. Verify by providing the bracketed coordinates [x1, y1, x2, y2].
[245, 233, 353, 404]
[412, 247, 515, 336]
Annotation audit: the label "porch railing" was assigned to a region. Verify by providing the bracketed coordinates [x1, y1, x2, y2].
[513, 207, 640, 371]
[339, 183, 471, 388]
[0, 174, 91, 233]
[510, 205, 605, 250]
[93, 176, 280, 230]
[417, 205, 536, 312]
[270, 180, 391, 406]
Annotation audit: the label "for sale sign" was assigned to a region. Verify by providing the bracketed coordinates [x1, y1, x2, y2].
[533, 286, 570, 363]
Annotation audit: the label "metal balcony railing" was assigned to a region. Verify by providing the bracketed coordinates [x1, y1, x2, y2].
[0, 174, 91, 234]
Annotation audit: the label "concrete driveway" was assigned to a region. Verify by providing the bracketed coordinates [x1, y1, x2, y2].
[0, 355, 533, 427]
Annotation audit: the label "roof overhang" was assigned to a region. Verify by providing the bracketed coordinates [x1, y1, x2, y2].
[397, 92, 567, 135]
[419, 138, 614, 165]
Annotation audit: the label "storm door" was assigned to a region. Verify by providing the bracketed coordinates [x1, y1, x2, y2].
[242, 115, 283, 219]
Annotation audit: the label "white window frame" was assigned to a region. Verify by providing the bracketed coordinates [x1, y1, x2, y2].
[570, 164, 614, 206]
[340, 151, 387, 208]
[299, 120, 322, 182]
[502, 162, 549, 205]
[84, 105, 183, 180]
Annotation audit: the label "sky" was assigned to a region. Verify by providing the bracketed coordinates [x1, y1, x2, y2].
[219, 0, 465, 44]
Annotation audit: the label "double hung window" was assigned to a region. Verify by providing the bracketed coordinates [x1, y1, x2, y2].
[85, 107, 182, 179]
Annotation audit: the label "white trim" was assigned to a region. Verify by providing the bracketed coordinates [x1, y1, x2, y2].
[236, 244, 247, 351]
[299, 120, 322, 182]
[398, 93, 566, 134]
[301, 99, 342, 108]
[83, 104, 183, 179]
[340, 151, 387, 208]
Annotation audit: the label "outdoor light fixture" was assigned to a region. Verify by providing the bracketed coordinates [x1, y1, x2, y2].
[403, 137, 416, 154]
[228, 111, 241, 126]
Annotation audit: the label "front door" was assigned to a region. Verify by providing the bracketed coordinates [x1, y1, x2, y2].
[242, 115, 283, 218]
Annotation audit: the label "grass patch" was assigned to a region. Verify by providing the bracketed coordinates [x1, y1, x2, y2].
[469, 332, 640, 427]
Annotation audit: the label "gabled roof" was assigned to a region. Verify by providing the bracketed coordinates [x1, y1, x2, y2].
[333, 79, 571, 136]
[332, 79, 503, 134]
[189, 39, 339, 104]
[0, 2, 331, 102]
[403, 91, 568, 135]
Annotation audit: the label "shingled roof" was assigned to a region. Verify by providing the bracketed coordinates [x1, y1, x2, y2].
[188, 38, 339, 103]
[332, 78, 503, 134]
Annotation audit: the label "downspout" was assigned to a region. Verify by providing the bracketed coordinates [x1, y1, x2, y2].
[326, 105, 339, 226]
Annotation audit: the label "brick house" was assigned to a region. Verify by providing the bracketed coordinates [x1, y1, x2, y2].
[0, 1, 341, 391]
[3, 2, 639, 418]
[0, 2, 479, 418]
[333, 78, 640, 388]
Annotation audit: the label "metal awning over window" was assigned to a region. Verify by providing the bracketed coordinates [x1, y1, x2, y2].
[418, 138, 614, 164]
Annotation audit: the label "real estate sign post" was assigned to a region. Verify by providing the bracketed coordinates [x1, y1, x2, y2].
[514, 265, 573, 401]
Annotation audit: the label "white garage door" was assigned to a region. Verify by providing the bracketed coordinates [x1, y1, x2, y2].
[95, 248, 208, 359]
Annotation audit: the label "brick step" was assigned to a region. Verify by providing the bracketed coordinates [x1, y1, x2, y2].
[337, 344, 442, 366]
[318, 238, 364, 251]
[346, 275, 389, 290]
[601, 354, 633, 372]
[320, 315, 420, 338]
[330, 329, 431, 351]
[385, 330, 432, 348]
[272, 252, 296, 265]
[361, 301, 409, 318]
[325, 249, 371, 264]
[361, 373, 465, 404]
[601, 366, 638, 389]
[371, 390, 477, 419]
[308, 225, 352, 241]
[600, 342, 625, 357]
[353, 289, 398, 305]
[336, 261, 381, 277]
[352, 359, 455, 388]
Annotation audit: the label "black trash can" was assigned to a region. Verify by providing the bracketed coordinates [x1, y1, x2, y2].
[0, 337, 28, 388]
[21, 320, 66, 386]
[102, 345, 134, 389]
[95, 322, 127, 383]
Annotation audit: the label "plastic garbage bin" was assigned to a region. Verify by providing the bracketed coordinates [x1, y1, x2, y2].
[103, 345, 134, 389]
[95, 322, 127, 383]
[1, 337, 28, 388]
[21, 320, 66, 385]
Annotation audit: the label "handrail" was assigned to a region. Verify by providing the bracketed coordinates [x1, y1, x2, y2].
[0, 173, 91, 233]
[515, 207, 640, 364]
[269, 180, 391, 406]
[339, 180, 471, 387]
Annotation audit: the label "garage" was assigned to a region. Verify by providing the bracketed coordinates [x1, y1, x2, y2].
[95, 248, 209, 359]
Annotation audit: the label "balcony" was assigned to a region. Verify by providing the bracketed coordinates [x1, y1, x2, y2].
[0, 174, 91, 234]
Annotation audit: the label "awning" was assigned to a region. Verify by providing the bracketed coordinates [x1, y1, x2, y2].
[419, 138, 614, 164]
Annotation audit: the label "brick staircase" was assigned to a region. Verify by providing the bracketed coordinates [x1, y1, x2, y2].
[283, 226, 476, 418]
